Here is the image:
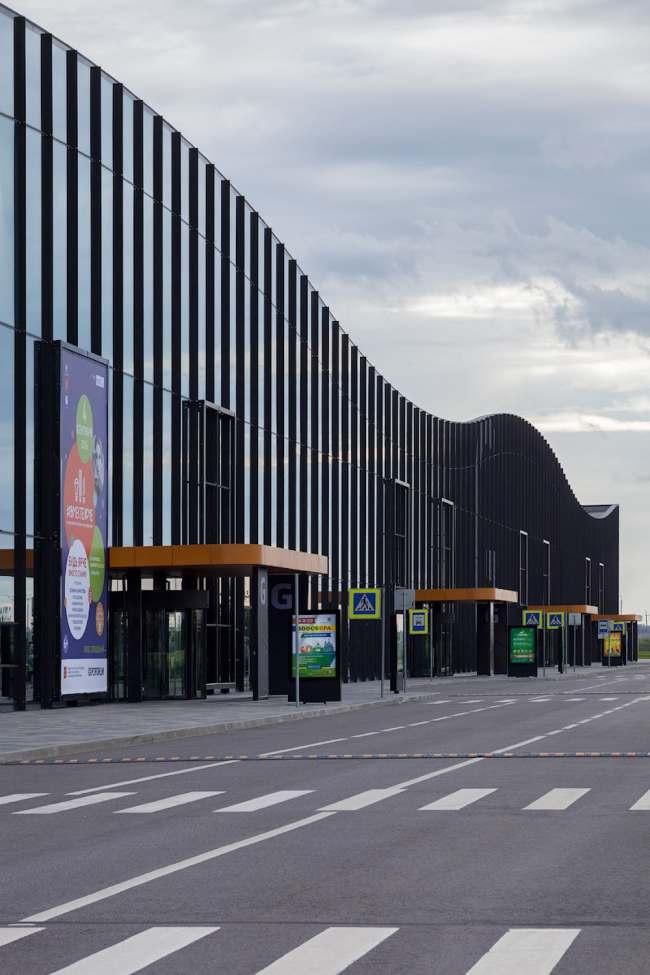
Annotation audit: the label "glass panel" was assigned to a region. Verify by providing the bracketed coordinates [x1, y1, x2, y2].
[167, 611, 186, 697]
[180, 139, 189, 221]
[0, 116, 14, 327]
[0, 11, 13, 118]
[144, 609, 163, 699]
[25, 336, 34, 535]
[198, 238, 205, 399]
[52, 139, 66, 339]
[143, 195, 153, 382]
[51, 41, 67, 143]
[77, 154, 91, 350]
[197, 156, 207, 237]
[162, 124, 172, 209]
[25, 25, 41, 130]
[192, 609, 204, 698]
[123, 181, 134, 374]
[143, 107, 154, 197]
[122, 91, 134, 183]
[122, 374, 133, 545]
[181, 222, 189, 397]
[25, 129, 41, 335]
[101, 75, 113, 166]
[162, 391, 171, 545]
[162, 208, 171, 389]
[143, 382, 153, 545]
[0, 326, 13, 531]
[77, 58, 91, 156]
[101, 168, 113, 358]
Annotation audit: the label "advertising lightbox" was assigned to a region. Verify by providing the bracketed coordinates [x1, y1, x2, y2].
[291, 614, 337, 679]
[60, 348, 109, 696]
[509, 626, 536, 664]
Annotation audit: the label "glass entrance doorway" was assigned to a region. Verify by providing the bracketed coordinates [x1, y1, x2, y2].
[144, 609, 205, 700]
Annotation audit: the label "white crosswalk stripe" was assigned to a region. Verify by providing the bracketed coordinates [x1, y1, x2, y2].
[629, 788, 650, 810]
[464, 927, 580, 974]
[420, 788, 497, 811]
[47, 926, 218, 975]
[318, 787, 405, 811]
[14, 793, 135, 815]
[115, 791, 223, 814]
[216, 790, 313, 812]
[524, 789, 590, 811]
[0, 793, 48, 806]
[0, 926, 45, 947]
[253, 926, 398, 974]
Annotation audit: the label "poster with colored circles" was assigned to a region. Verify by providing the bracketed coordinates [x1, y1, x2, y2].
[60, 348, 109, 696]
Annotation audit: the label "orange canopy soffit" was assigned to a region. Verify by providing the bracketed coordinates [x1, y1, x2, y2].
[591, 614, 642, 622]
[416, 588, 519, 604]
[109, 544, 328, 577]
[527, 604, 599, 615]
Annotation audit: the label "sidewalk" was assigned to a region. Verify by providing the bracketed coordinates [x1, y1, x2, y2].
[0, 679, 442, 764]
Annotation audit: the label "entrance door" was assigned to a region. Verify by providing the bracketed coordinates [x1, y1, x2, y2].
[143, 608, 205, 700]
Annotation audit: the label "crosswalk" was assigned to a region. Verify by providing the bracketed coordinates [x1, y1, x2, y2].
[5, 783, 650, 816]
[0, 924, 583, 974]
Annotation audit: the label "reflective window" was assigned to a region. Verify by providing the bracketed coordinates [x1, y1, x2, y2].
[198, 239, 206, 399]
[213, 247, 221, 404]
[143, 195, 153, 383]
[0, 116, 14, 327]
[197, 156, 207, 237]
[25, 336, 35, 535]
[0, 12, 13, 118]
[162, 391, 171, 544]
[123, 181, 134, 374]
[101, 168, 113, 358]
[77, 58, 91, 156]
[122, 92, 134, 183]
[101, 75, 113, 166]
[162, 124, 172, 209]
[0, 325, 13, 531]
[181, 223, 189, 397]
[162, 208, 171, 390]
[143, 382, 153, 544]
[122, 374, 133, 546]
[25, 128, 41, 335]
[180, 139, 189, 220]
[25, 25, 41, 130]
[77, 155, 91, 350]
[143, 107, 154, 197]
[52, 140, 66, 338]
[51, 41, 67, 143]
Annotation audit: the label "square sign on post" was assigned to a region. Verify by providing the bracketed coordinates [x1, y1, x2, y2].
[349, 589, 381, 620]
[597, 619, 610, 640]
[522, 611, 543, 628]
[547, 612, 565, 629]
[408, 609, 429, 635]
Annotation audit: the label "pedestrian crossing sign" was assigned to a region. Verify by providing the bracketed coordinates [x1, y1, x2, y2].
[408, 609, 429, 635]
[522, 611, 542, 628]
[612, 621, 626, 634]
[547, 612, 565, 629]
[349, 589, 381, 619]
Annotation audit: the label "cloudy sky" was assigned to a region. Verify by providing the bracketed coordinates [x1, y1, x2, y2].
[18, 0, 650, 613]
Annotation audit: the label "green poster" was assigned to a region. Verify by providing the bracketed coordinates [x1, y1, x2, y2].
[509, 626, 536, 664]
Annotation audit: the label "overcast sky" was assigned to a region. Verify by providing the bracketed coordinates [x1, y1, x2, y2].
[18, 0, 650, 614]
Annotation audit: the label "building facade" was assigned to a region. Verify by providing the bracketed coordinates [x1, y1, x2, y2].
[0, 6, 620, 709]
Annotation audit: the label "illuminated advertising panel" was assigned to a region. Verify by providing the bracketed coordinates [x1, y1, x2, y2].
[509, 626, 536, 664]
[291, 614, 337, 679]
[60, 348, 109, 696]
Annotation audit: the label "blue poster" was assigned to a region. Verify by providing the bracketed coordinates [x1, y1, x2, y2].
[60, 347, 109, 696]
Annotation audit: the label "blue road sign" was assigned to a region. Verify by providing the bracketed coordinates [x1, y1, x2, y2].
[349, 589, 381, 619]
[408, 609, 429, 635]
[523, 611, 542, 628]
[547, 612, 565, 629]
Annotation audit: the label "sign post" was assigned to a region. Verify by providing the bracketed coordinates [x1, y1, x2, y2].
[523, 611, 543, 676]
[349, 588, 383, 698]
[393, 589, 415, 693]
[547, 612, 565, 674]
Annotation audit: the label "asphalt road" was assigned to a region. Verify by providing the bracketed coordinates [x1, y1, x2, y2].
[2, 665, 650, 974]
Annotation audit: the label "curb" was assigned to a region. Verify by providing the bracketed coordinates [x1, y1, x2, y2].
[0, 690, 441, 764]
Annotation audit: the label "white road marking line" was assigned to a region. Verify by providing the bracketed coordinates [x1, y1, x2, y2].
[630, 788, 650, 810]
[253, 926, 398, 974]
[14, 792, 136, 815]
[408, 721, 430, 726]
[217, 790, 313, 812]
[580, 679, 626, 690]
[0, 793, 48, 806]
[524, 789, 590, 811]
[530, 698, 552, 702]
[0, 926, 45, 947]
[68, 760, 239, 796]
[258, 739, 347, 756]
[599, 697, 617, 701]
[427, 699, 451, 704]
[395, 757, 486, 789]
[318, 787, 405, 811]
[351, 732, 379, 738]
[493, 736, 546, 752]
[48, 926, 218, 975]
[382, 726, 406, 732]
[22, 812, 335, 922]
[564, 698, 585, 702]
[420, 788, 497, 811]
[115, 791, 224, 814]
[464, 928, 580, 975]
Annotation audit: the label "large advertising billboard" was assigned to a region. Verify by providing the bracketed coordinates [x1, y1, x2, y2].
[291, 614, 337, 679]
[60, 348, 109, 696]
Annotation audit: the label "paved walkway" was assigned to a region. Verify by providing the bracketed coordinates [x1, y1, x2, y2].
[0, 665, 626, 763]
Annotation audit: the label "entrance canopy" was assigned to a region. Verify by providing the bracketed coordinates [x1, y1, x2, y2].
[527, 604, 598, 615]
[416, 587, 518, 603]
[109, 543, 328, 577]
[591, 614, 642, 622]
